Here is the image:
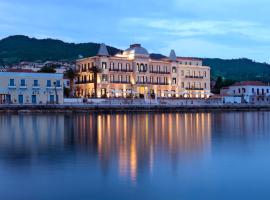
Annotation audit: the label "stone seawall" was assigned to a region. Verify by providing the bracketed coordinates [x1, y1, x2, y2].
[1, 104, 270, 113]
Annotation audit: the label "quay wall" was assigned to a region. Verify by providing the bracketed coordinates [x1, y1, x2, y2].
[1, 104, 270, 114]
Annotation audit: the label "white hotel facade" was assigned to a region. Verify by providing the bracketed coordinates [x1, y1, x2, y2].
[75, 44, 211, 99]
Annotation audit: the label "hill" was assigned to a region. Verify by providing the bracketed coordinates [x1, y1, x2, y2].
[0, 35, 270, 82]
[0, 35, 121, 64]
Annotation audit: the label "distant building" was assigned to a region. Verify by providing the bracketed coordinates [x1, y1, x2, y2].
[0, 70, 64, 104]
[220, 81, 270, 104]
[75, 44, 211, 99]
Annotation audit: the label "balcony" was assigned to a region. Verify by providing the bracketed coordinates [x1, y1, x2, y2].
[19, 85, 27, 89]
[185, 75, 204, 79]
[149, 71, 170, 74]
[136, 81, 169, 85]
[76, 80, 94, 84]
[186, 88, 204, 91]
[8, 84, 16, 89]
[109, 68, 133, 72]
[138, 69, 148, 73]
[110, 80, 131, 84]
[32, 84, 40, 89]
[46, 86, 54, 90]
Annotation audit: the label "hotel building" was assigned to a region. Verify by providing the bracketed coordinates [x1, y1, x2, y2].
[0, 71, 64, 104]
[75, 44, 211, 98]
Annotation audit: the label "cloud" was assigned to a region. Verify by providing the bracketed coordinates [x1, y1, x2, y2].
[160, 38, 270, 63]
[121, 18, 270, 43]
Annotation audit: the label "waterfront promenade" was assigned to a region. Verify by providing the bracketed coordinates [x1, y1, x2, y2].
[0, 98, 270, 113]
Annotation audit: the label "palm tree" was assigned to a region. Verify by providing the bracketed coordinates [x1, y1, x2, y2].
[90, 66, 103, 98]
[64, 68, 78, 97]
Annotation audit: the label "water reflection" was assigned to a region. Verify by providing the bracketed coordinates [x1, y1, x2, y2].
[0, 113, 212, 182]
[1, 112, 270, 199]
[68, 113, 212, 182]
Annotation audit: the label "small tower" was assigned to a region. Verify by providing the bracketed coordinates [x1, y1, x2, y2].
[169, 49, 177, 61]
[97, 43, 109, 56]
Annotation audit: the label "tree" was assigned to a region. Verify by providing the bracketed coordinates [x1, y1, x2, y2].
[38, 66, 56, 73]
[64, 68, 78, 97]
[90, 66, 103, 98]
[212, 76, 236, 94]
[213, 76, 223, 94]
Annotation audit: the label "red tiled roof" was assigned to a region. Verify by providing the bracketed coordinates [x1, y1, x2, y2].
[232, 81, 267, 86]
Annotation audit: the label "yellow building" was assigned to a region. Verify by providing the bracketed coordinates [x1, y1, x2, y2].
[75, 44, 211, 99]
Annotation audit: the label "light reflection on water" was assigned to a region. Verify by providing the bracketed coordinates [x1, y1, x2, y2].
[0, 112, 270, 199]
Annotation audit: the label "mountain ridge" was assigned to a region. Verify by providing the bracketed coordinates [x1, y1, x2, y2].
[1, 35, 270, 81]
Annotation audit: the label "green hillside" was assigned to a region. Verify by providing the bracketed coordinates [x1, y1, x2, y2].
[203, 58, 270, 82]
[0, 35, 121, 64]
[0, 35, 270, 82]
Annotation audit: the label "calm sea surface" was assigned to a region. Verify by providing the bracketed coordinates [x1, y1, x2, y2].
[0, 112, 270, 200]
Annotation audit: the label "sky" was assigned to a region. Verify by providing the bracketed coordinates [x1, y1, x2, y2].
[0, 0, 270, 62]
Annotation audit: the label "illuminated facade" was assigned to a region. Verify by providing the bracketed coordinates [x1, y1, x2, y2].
[75, 44, 211, 98]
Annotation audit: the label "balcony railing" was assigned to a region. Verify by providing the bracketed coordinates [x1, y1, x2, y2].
[8, 84, 16, 89]
[138, 69, 148, 73]
[76, 80, 94, 84]
[110, 80, 131, 84]
[19, 84, 27, 89]
[185, 75, 204, 79]
[32, 84, 40, 89]
[185, 88, 204, 90]
[149, 71, 170, 74]
[109, 68, 133, 72]
[136, 81, 169, 85]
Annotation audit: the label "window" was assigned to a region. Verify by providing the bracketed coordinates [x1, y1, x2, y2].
[181, 82, 184, 88]
[252, 88, 255, 93]
[126, 75, 130, 83]
[9, 79, 15, 86]
[110, 75, 114, 82]
[140, 64, 144, 71]
[33, 80, 39, 86]
[204, 71, 207, 77]
[204, 83, 207, 89]
[47, 80, 52, 87]
[102, 62, 107, 69]
[101, 88, 106, 97]
[172, 78, 177, 84]
[102, 74, 108, 81]
[110, 62, 114, 69]
[181, 70, 184, 76]
[172, 67, 177, 73]
[149, 65, 153, 72]
[150, 76, 153, 83]
[118, 75, 122, 82]
[118, 63, 122, 70]
[56, 80, 61, 87]
[20, 79, 26, 86]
